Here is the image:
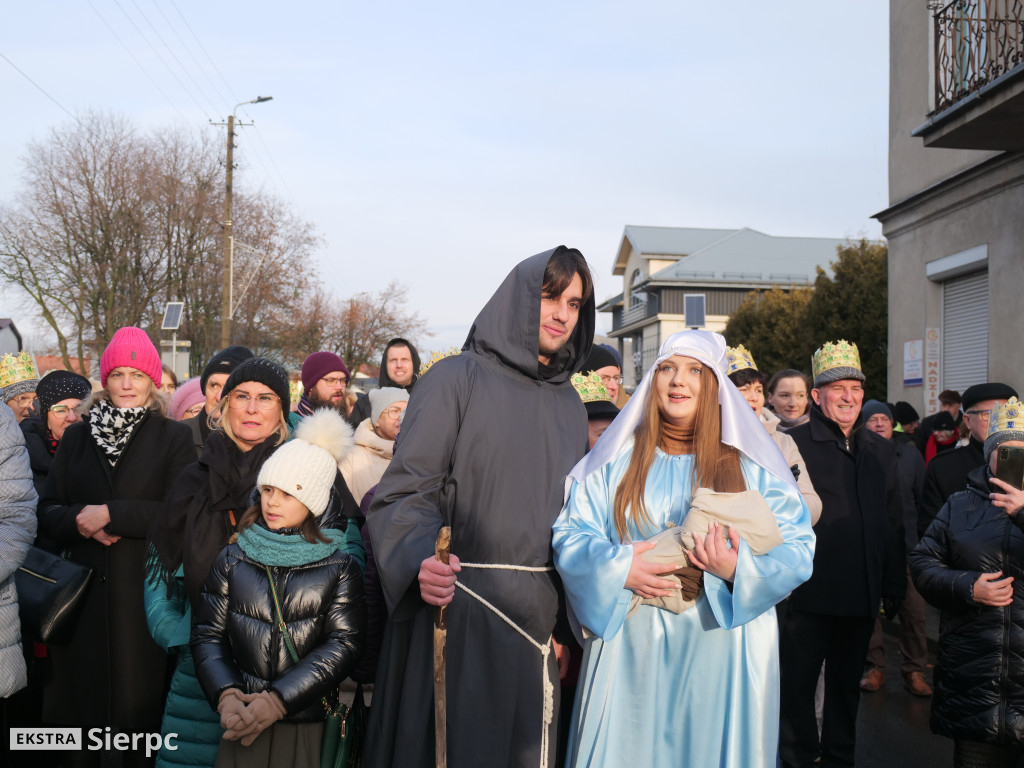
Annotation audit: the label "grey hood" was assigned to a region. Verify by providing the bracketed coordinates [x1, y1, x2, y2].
[462, 246, 595, 383]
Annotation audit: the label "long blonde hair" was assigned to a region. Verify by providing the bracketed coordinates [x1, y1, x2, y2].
[611, 364, 745, 541]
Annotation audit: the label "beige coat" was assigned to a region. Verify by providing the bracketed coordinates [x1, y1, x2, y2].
[761, 408, 822, 525]
[338, 418, 394, 505]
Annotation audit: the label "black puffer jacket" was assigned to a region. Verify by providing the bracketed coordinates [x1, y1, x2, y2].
[909, 466, 1024, 745]
[191, 536, 366, 722]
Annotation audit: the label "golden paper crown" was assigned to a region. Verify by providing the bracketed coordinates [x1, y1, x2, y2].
[419, 347, 461, 376]
[726, 344, 757, 374]
[0, 351, 39, 391]
[811, 339, 863, 384]
[571, 371, 613, 404]
[988, 397, 1024, 439]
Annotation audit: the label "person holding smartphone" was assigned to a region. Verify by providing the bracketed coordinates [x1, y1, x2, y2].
[910, 396, 1024, 768]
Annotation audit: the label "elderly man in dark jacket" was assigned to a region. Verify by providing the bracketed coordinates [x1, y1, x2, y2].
[779, 341, 906, 768]
[364, 246, 595, 768]
[920, 382, 1018, 537]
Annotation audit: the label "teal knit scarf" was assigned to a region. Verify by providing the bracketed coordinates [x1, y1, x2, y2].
[237, 521, 347, 567]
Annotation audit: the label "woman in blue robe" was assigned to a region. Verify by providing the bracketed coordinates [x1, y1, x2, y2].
[553, 330, 815, 768]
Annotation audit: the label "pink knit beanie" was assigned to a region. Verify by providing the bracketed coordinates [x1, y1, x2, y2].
[100, 327, 163, 387]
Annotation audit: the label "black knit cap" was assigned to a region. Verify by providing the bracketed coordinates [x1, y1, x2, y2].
[893, 401, 920, 426]
[37, 370, 92, 413]
[200, 345, 254, 395]
[582, 344, 619, 373]
[961, 382, 1018, 412]
[585, 399, 620, 421]
[222, 357, 290, 412]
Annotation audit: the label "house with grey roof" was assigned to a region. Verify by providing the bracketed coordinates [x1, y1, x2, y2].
[599, 226, 844, 387]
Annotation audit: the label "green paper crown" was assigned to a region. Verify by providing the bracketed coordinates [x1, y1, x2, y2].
[811, 339, 862, 381]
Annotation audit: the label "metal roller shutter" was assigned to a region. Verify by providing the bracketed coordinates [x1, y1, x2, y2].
[942, 270, 988, 393]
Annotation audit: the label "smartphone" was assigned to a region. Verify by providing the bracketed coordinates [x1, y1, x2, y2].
[995, 445, 1024, 490]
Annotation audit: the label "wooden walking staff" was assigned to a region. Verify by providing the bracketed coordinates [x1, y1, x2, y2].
[433, 525, 452, 768]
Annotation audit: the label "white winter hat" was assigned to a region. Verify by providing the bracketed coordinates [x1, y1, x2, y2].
[257, 409, 354, 517]
[369, 387, 409, 425]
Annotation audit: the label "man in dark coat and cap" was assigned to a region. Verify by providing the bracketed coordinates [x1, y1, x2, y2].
[364, 246, 595, 768]
[779, 340, 906, 768]
[919, 382, 1018, 537]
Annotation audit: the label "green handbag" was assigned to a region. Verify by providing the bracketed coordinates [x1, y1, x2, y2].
[266, 566, 365, 768]
[320, 683, 367, 768]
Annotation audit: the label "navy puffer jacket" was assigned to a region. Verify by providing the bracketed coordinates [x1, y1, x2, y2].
[191, 538, 366, 722]
[909, 466, 1024, 746]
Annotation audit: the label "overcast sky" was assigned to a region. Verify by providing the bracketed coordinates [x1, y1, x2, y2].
[1, 1, 889, 355]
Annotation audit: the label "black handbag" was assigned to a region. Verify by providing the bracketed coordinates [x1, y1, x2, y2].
[16, 546, 94, 645]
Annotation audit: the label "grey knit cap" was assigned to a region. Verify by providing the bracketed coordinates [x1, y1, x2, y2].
[369, 387, 409, 425]
[813, 367, 866, 389]
[985, 430, 1024, 463]
[2, 378, 38, 403]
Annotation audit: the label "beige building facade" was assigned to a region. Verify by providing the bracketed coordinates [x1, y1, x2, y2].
[876, 1, 1024, 414]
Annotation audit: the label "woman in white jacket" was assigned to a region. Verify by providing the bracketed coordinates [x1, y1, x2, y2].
[338, 387, 408, 505]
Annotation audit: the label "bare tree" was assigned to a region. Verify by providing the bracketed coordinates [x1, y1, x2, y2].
[274, 280, 430, 372]
[0, 111, 324, 374]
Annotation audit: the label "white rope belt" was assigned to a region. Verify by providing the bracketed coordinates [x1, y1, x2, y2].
[457, 562, 555, 768]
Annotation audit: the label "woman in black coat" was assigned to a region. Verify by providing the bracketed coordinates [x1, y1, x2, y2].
[37, 327, 194, 768]
[910, 398, 1024, 768]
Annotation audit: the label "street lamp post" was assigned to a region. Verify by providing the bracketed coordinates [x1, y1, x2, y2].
[221, 95, 273, 350]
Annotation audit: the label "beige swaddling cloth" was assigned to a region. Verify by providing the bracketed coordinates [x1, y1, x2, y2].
[625, 488, 784, 618]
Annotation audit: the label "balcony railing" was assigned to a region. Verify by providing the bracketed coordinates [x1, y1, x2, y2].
[932, 0, 1024, 112]
[615, 295, 659, 331]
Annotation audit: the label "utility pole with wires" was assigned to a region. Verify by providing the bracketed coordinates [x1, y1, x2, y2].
[210, 95, 272, 350]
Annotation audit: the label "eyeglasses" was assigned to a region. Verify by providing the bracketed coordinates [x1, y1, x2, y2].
[599, 374, 623, 386]
[321, 376, 347, 388]
[49, 404, 79, 417]
[184, 403, 204, 417]
[227, 391, 281, 411]
[965, 409, 991, 421]
[384, 405, 406, 418]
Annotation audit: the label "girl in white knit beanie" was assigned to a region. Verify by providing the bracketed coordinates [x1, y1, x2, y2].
[192, 409, 366, 768]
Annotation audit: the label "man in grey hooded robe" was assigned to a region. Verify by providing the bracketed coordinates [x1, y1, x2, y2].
[364, 246, 596, 768]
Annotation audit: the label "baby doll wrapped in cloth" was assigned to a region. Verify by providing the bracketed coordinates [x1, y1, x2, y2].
[627, 487, 784, 618]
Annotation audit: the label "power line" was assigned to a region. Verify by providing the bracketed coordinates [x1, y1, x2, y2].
[0, 49, 81, 125]
[170, 0, 238, 105]
[163, 2, 296, 207]
[112, 0, 212, 119]
[150, 0, 232, 108]
[237, 117, 299, 205]
[129, 0, 220, 116]
[86, 0, 189, 123]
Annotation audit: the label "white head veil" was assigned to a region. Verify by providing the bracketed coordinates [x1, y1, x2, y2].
[567, 330, 797, 489]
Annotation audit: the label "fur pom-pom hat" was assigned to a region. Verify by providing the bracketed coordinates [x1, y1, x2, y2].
[256, 408, 354, 517]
